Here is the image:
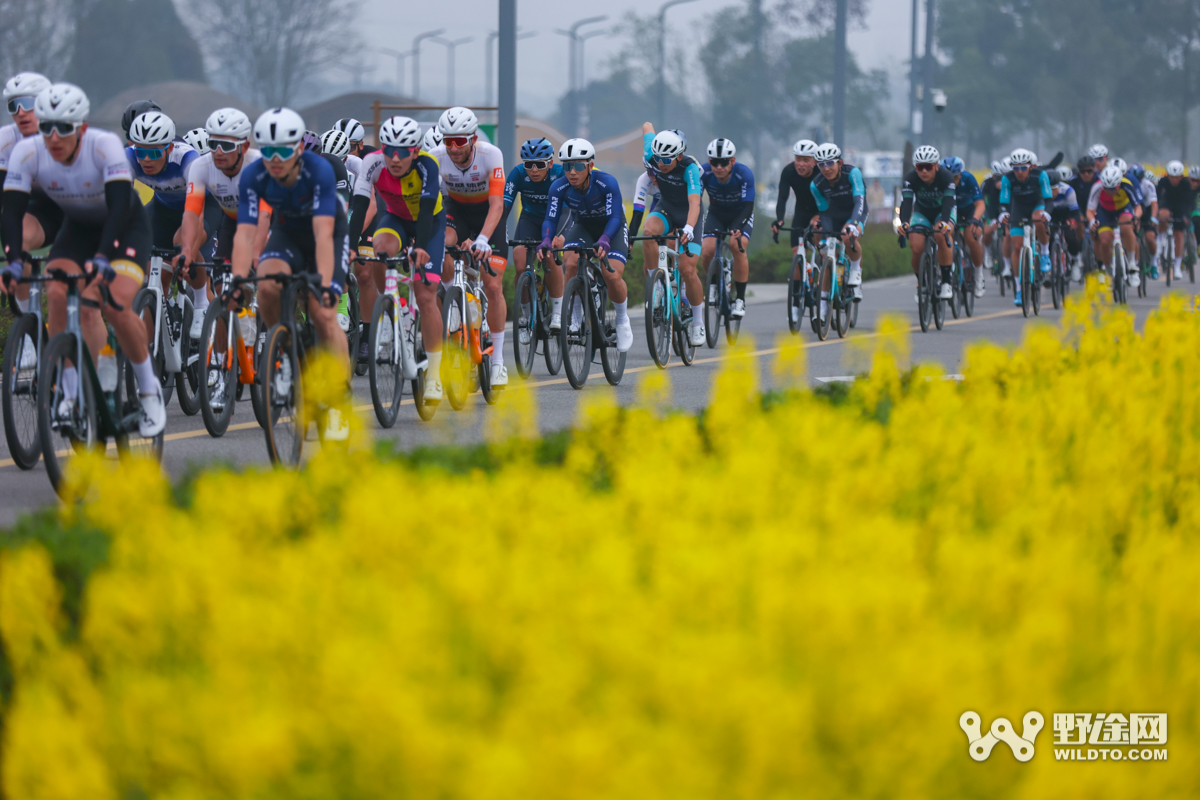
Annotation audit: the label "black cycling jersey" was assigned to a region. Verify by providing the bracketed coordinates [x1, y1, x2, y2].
[981, 175, 1002, 217]
[321, 152, 350, 206]
[775, 163, 821, 223]
[1068, 174, 1098, 213]
[1156, 175, 1195, 216]
[899, 165, 955, 223]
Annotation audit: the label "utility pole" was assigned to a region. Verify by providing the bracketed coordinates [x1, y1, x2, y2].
[486, 29, 535, 107]
[909, 0, 919, 140]
[657, 0, 698, 128]
[751, 0, 764, 171]
[921, 0, 936, 146]
[373, 47, 411, 96]
[832, 0, 847, 146]
[433, 36, 473, 105]
[498, 0, 517, 172]
[411, 29, 445, 101]
[576, 28, 608, 136]
[555, 16, 606, 139]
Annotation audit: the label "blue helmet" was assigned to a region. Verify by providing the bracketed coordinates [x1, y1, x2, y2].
[1130, 162, 1145, 180]
[520, 137, 554, 160]
[941, 156, 964, 175]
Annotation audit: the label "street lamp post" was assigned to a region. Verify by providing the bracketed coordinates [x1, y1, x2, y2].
[487, 29, 535, 107]
[374, 47, 411, 96]
[575, 28, 608, 136]
[657, 0, 698, 128]
[411, 29, 445, 101]
[433, 36, 474, 105]
[555, 16, 607, 138]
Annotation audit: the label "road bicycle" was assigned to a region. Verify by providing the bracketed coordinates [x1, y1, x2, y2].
[134, 247, 196, 412]
[809, 226, 856, 340]
[1109, 224, 1130, 305]
[904, 225, 947, 332]
[2, 258, 47, 469]
[1047, 221, 1071, 310]
[775, 225, 821, 335]
[987, 223, 1014, 296]
[509, 238, 563, 378]
[358, 250, 434, 426]
[703, 228, 743, 346]
[1161, 220, 1176, 287]
[950, 223, 976, 319]
[556, 244, 626, 388]
[441, 244, 497, 410]
[195, 259, 266, 437]
[1007, 218, 1042, 317]
[1135, 220, 1152, 299]
[33, 269, 163, 496]
[631, 231, 696, 368]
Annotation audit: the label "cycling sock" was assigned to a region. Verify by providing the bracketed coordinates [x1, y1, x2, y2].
[551, 295, 563, 317]
[491, 331, 504, 363]
[1175, 256, 1183, 270]
[942, 266, 953, 283]
[14, 296, 28, 314]
[614, 299, 628, 323]
[132, 356, 158, 395]
[62, 366, 78, 399]
[426, 348, 441, 376]
[735, 281, 746, 300]
[192, 289, 209, 315]
[692, 306, 705, 328]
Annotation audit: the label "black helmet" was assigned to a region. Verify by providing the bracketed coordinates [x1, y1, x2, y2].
[1076, 155, 1096, 171]
[122, 99, 161, 137]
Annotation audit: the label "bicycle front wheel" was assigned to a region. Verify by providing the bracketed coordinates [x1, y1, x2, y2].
[176, 299, 202, 416]
[199, 304, 238, 437]
[368, 295, 403, 428]
[949, 247, 962, 320]
[3, 313, 44, 469]
[261, 323, 303, 466]
[440, 286, 470, 410]
[704, 258, 721, 349]
[597, 277, 625, 385]
[37, 332, 100, 497]
[347, 274, 366, 377]
[786, 259, 803, 334]
[513, 270, 537, 378]
[561, 276, 591, 389]
[918, 250, 933, 333]
[645, 268, 670, 368]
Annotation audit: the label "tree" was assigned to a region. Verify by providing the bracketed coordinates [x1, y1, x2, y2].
[188, 0, 356, 107]
[67, 0, 205, 107]
[0, 0, 74, 84]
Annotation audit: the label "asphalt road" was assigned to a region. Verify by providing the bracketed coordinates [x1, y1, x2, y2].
[0, 271, 1190, 524]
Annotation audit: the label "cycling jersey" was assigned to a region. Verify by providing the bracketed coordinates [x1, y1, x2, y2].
[1068, 174, 1097, 213]
[810, 164, 867, 227]
[899, 166, 956, 224]
[430, 141, 505, 205]
[633, 172, 660, 213]
[999, 168, 1053, 215]
[981, 175, 1002, 218]
[642, 132, 702, 218]
[349, 150, 442, 254]
[0, 123, 28, 171]
[503, 162, 565, 218]
[1156, 175, 1195, 217]
[344, 153, 363, 191]
[1087, 177, 1139, 214]
[126, 142, 197, 210]
[543, 170, 624, 243]
[4, 128, 132, 224]
[1139, 177, 1157, 208]
[319, 152, 350, 207]
[1049, 182, 1079, 213]
[953, 171, 983, 217]
[238, 151, 343, 232]
[185, 149, 263, 219]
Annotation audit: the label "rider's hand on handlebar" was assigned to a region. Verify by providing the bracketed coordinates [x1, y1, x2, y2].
[2, 261, 22, 293]
[472, 234, 492, 259]
[771, 220, 783, 235]
[537, 236, 553, 261]
[412, 247, 431, 268]
[322, 279, 344, 308]
[86, 254, 116, 285]
[998, 211, 1010, 226]
[681, 224, 695, 245]
[595, 234, 611, 259]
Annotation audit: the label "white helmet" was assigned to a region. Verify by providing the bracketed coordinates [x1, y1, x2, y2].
[183, 128, 210, 154]
[793, 139, 818, 157]
[1166, 160, 1185, 177]
[320, 129, 351, 159]
[990, 160, 1003, 176]
[913, 144, 940, 164]
[1100, 165, 1123, 189]
[128, 111, 175, 147]
[814, 142, 842, 162]
[558, 138, 595, 161]
[1000, 157, 1012, 174]
[437, 106, 478, 136]
[1088, 144, 1109, 159]
[3, 72, 51, 101]
[1190, 165, 1200, 179]
[707, 137, 736, 159]
[34, 83, 89, 124]
[1056, 164, 1073, 182]
[253, 107, 305, 146]
[379, 116, 421, 148]
[333, 117, 365, 143]
[1009, 148, 1034, 165]
[205, 107, 252, 141]
[422, 127, 442, 151]
[1110, 157, 1127, 174]
[650, 130, 685, 160]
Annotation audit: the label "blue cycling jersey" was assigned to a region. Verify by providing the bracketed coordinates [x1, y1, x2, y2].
[810, 164, 867, 225]
[953, 171, 983, 214]
[700, 161, 755, 212]
[503, 162, 565, 218]
[543, 169, 624, 241]
[1050, 182, 1079, 213]
[643, 132, 702, 217]
[126, 142, 198, 211]
[999, 168, 1053, 213]
[237, 151, 342, 234]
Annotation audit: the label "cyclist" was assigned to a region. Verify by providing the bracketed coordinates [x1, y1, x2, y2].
[422, 127, 442, 153]
[321, 127, 378, 337]
[641, 123, 705, 346]
[944, 155, 986, 297]
[1191, 166, 1200, 249]
[1156, 160, 1194, 280]
[1086, 164, 1143, 286]
[1, 83, 164, 436]
[230, 107, 351, 438]
[1049, 163, 1083, 280]
[126, 111, 198, 259]
[430, 106, 510, 386]
[347, 115, 446, 404]
[333, 117, 370, 157]
[505, 137, 566, 329]
[537, 138, 633, 353]
[120, 99, 160, 143]
[700, 137, 755, 317]
[1131, 164, 1158, 278]
[183, 127, 211, 155]
[321, 129, 361, 187]
[898, 145, 954, 304]
[998, 148, 1053, 305]
[980, 160, 1004, 272]
[0, 72, 61, 344]
[629, 158, 660, 237]
[1088, 144, 1109, 174]
[181, 107, 260, 338]
[808, 142, 867, 319]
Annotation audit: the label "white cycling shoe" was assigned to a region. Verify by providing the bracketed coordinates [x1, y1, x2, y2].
[847, 264, 863, 285]
[1174, 267, 1184, 280]
[730, 298, 746, 318]
[974, 276, 986, 297]
[549, 312, 561, 332]
[1001, 265, 1012, 278]
[1129, 271, 1141, 288]
[616, 318, 633, 352]
[189, 312, 205, 339]
[491, 362, 509, 387]
[209, 372, 226, 411]
[689, 323, 706, 347]
[337, 312, 351, 333]
[19, 335, 37, 369]
[138, 387, 166, 438]
[424, 376, 443, 404]
[938, 283, 953, 300]
[1071, 265, 1082, 282]
[323, 407, 350, 442]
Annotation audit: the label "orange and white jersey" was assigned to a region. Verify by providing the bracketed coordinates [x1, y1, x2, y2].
[184, 148, 262, 218]
[429, 140, 505, 205]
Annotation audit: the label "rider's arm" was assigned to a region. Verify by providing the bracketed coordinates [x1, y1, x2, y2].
[0, 189, 29, 263]
[776, 166, 790, 223]
[810, 180, 830, 215]
[998, 176, 1011, 214]
[347, 152, 380, 247]
[310, 157, 340, 285]
[313, 215, 335, 285]
[541, 179, 565, 246]
[94, 136, 137, 260]
[972, 198, 985, 220]
[478, 156, 506, 243]
[939, 176, 956, 222]
[898, 175, 914, 224]
[1037, 169, 1052, 208]
[848, 166, 867, 226]
[601, 174, 624, 242]
[414, 154, 440, 251]
[231, 223, 255, 278]
[233, 164, 264, 278]
[182, 159, 209, 260]
[685, 161, 702, 228]
[502, 165, 520, 211]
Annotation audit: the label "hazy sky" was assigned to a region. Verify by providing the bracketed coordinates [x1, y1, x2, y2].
[356, 0, 916, 117]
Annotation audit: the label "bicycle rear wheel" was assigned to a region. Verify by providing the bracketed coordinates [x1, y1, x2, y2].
[132, 288, 174, 408]
[261, 323, 303, 466]
[917, 251, 932, 333]
[704, 258, 721, 349]
[199, 303, 237, 437]
[440, 287, 470, 410]
[412, 310, 436, 422]
[347, 274, 366, 377]
[595, 277, 625, 385]
[678, 297, 697, 365]
[786, 259, 803, 334]
[562, 276, 590, 388]
[368, 295, 403, 428]
[645, 268, 670, 368]
[932, 259, 946, 331]
[115, 348, 165, 464]
[176, 300, 202, 416]
[38, 333, 100, 497]
[513, 270, 537, 378]
[949, 246, 962, 320]
[3, 313, 43, 469]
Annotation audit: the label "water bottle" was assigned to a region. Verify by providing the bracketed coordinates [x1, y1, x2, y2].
[238, 308, 256, 344]
[97, 345, 118, 393]
[466, 291, 482, 330]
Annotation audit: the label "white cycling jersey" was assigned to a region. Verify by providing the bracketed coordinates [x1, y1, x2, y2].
[429, 141, 505, 206]
[633, 172, 660, 211]
[184, 148, 262, 218]
[345, 153, 363, 191]
[3, 127, 132, 224]
[1140, 177, 1157, 206]
[0, 123, 31, 172]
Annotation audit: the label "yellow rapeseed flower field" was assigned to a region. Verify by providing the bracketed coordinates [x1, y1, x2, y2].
[1, 283, 1198, 798]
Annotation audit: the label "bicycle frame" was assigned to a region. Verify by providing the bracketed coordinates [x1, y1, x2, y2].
[359, 252, 427, 380]
[444, 245, 493, 365]
[144, 250, 189, 374]
[205, 261, 259, 385]
[632, 232, 686, 327]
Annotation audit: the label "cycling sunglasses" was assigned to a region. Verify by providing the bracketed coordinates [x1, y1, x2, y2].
[443, 135, 472, 147]
[38, 120, 78, 137]
[817, 159, 839, 169]
[653, 154, 675, 165]
[562, 161, 590, 173]
[709, 158, 731, 168]
[209, 138, 242, 152]
[1079, 168, 1094, 175]
[523, 159, 549, 170]
[6, 96, 35, 114]
[134, 147, 165, 160]
[383, 144, 416, 159]
[915, 163, 936, 172]
[1012, 164, 1030, 172]
[261, 144, 298, 161]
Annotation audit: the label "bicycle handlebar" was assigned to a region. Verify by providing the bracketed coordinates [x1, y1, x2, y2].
[550, 245, 615, 273]
[354, 249, 432, 285]
[446, 243, 497, 277]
